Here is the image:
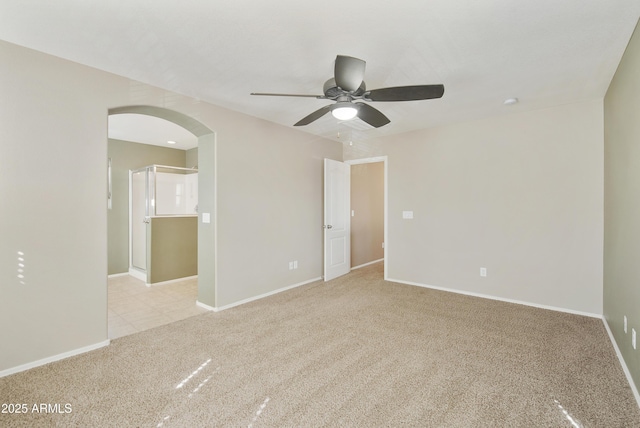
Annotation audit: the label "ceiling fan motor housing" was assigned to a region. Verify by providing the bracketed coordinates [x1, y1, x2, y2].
[323, 78, 366, 99]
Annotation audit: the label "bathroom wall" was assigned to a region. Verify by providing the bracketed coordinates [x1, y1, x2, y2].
[186, 147, 198, 168]
[107, 139, 186, 275]
[149, 217, 198, 284]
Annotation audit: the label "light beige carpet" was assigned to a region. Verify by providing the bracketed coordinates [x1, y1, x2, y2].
[1, 263, 639, 427]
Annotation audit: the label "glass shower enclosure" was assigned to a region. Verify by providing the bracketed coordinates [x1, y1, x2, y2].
[129, 165, 198, 284]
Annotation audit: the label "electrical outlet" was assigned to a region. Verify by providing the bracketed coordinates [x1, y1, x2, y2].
[293, 260, 298, 269]
[288, 261, 294, 270]
[480, 267, 487, 277]
[624, 315, 628, 333]
[633, 328, 637, 350]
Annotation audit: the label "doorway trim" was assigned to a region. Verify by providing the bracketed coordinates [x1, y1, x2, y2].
[345, 156, 388, 280]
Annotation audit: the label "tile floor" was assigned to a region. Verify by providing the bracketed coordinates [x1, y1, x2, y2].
[108, 275, 209, 339]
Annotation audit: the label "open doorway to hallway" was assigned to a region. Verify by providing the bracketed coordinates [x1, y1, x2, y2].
[348, 156, 387, 277]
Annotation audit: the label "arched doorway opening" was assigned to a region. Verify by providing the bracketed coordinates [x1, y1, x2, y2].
[106, 106, 216, 337]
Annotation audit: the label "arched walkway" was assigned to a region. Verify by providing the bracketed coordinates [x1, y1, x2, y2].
[107, 105, 217, 313]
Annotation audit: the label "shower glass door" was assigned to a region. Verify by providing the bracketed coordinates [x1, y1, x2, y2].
[131, 171, 147, 272]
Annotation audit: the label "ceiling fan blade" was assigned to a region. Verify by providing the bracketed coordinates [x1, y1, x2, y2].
[251, 92, 325, 99]
[367, 84, 445, 101]
[356, 103, 390, 128]
[334, 55, 366, 93]
[294, 105, 333, 126]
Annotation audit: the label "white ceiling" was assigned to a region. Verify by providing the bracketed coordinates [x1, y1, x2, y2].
[108, 114, 199, 150]
[1, 1, 639, 145]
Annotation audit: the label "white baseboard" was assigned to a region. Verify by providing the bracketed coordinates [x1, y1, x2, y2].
[602, 317, 640, 408]
[107, 272, 129, 279]
[212, 277, 322, 312]
[147, 275, 198, 287]
[351, 258, 384, 270]
[128, 268, 146, 282]
[196, 300, 215, 311]
[386, 277, 602, 319]
[0, 340, 110, 378]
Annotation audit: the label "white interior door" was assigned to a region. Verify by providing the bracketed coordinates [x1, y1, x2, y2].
[324, 158, 350, 281]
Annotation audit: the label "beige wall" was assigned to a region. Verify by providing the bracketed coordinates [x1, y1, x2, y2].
[216, 127, 341, 306]
[351, 162, 384, 267]
[186, 147, 198, 168]
[0, 40, 341, 373]
[196, 133, 216, 308]
[107, 139, 186, 275]
[149, 217, 197, 284]
[604, 20, 640, 391]
[347, 100, 604, 315]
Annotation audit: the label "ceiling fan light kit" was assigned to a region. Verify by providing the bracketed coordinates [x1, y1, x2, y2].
[251, 55, 444, 128]
[331, 102, 358, 120]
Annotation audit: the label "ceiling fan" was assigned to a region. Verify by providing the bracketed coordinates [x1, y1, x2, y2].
[251, 55, 444, 128]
